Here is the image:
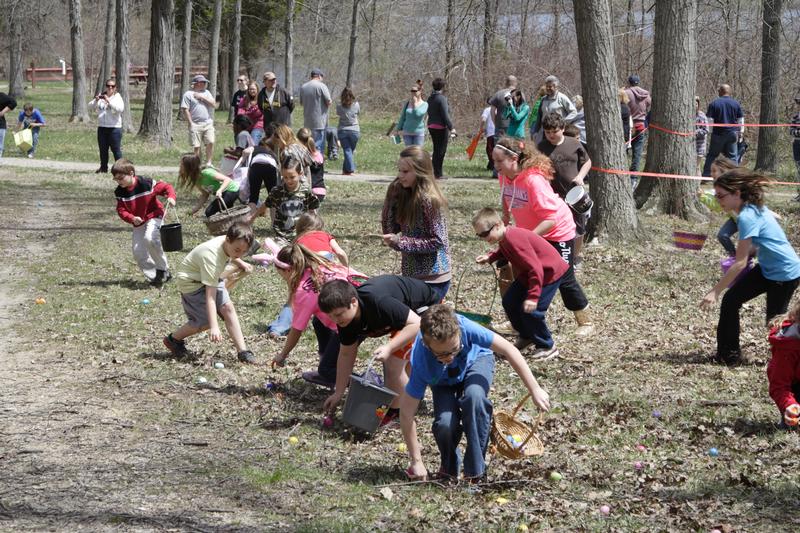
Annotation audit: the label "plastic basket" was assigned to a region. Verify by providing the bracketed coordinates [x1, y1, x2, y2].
[341, 357, 398, 434]
[490, 394, 545, 460]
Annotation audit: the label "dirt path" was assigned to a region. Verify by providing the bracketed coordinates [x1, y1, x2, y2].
[0, 169, 274, 531]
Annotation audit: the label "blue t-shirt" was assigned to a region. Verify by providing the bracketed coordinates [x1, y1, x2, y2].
[18, 109, 45, 133]
[405, 315, 495, 400]
[706, 96, 743, 134]
[737, 204, 800, 281]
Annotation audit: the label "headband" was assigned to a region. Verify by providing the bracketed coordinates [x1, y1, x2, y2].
[496, 141, 525, 157]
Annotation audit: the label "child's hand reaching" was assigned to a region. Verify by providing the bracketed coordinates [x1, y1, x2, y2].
[530, 385, 551, 411]
[406, 460, 428, 481]
[373, 344, 392, 362]
[382, 233, 400, 247]
[523, 299, 537, 313]
[132, 216, 144, 226]
[784, 403, 800, 426]
[475, 254, 490, 264]
[167, 198, 176, 207]
[208, 326, 223, 343]
[272, 352, 287, 368]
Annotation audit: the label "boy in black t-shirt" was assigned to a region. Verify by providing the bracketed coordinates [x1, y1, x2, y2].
[318, 275, 439, 423]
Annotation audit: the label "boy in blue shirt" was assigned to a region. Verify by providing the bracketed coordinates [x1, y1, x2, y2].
[399, 304, 550, 481]
[17, 103, 46, 158]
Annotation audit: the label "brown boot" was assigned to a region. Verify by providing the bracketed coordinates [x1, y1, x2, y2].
[574, 308, 595, 337]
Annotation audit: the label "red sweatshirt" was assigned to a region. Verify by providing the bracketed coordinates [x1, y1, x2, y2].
[487, 226, 568, 301]
[115, 176, 176, 226]
[767, 321, 800, 412]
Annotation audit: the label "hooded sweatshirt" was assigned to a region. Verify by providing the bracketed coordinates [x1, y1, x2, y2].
[767, 321, 800, 413]
[625, 86, 651, 123]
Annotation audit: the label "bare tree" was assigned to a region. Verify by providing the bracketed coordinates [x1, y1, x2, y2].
[444, 0, 455, 83]
[755, 0, 783, 172]
[139, 0, 176, 145]
[285, 0, 295, 93]
[346, 0, 360, 86]
[230, 0, 242, 100]
[115, 0, 134, 132]
[178, 0, 192, 121]
[574, 0, 641, 241]
[8, 1, 25, 98]
[68, 0, 90, 122]
[95, 0, 116, 97]
[208, 0, 223, 97]
[635, 0, 700, 218]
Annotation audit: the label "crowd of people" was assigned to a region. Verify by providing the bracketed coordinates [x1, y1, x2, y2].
[3, 68, 800, 482]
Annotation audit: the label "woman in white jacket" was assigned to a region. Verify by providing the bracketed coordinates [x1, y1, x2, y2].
[89, 78, 125, 173]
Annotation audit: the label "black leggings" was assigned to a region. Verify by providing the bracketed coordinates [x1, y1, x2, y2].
[429, 128, 449, 178]
[547, 238, 589, 312]
[247, 163, 279, 205]
[205, 190, 241, 217]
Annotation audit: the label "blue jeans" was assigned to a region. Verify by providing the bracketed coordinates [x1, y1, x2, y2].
[268, 303, 293, 336]
[251, 128, 265, 146]
[703, 130, 738, 176]
[338, 129, 360, 173]
[630, 126, 646, 174]
[427, 280, 451, 303]
[502, 278, 561, 348]
[311, 128, 325, 153]
[28, 129, 39, 156]
[431, 354, 494, 478]
[717, 217, 738, 256]
[403, 133, 424, 147]
[0, 128, 6, 158]
[97, 127, 123, 172]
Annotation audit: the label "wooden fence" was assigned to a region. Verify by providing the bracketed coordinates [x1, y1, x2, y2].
[25, 63, 210, 87]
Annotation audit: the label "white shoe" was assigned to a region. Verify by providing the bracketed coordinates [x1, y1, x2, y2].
[529, 346, 559, 361]
[27, 153, 33, 159]
[490, 319, 516, 335]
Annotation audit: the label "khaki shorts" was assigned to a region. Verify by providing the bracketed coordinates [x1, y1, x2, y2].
[189, 121, 215, 147]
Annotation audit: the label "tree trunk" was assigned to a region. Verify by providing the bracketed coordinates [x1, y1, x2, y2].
[208, 0, 223, 98]
[178, 0, 192, 121]
[95, 0, 116, 96]
[550, 0, 560, 48]
[8, 2, 25, 98]
[346, 0, 360, 87]
[519, 0, 530, 53]
[285, 0, 295, 93]
[634, 0, 700, 219]
[115, 0, 134, 133]
[139, 0, 175, 145]
[444, 0, 455, 83]
[68, 0, 90, 122]
[219, 23, 230, 113]
[367, 0, 376, 86]
[755, 0, 783, 172]
[229, 0, 242, 106]
[625, 0, 634, 75]
[482, 0, 491, 91]
[573, 0, 641, 242]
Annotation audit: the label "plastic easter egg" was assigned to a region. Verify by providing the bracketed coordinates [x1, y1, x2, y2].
[322, 416, 334, 428]
[517, 525, 529, 532]
[652, 409, 662, 418]
[141, 298, 150, 305]
[495, 497, 509, 505]
[708, 447, 719, 457]
[397, 443, 407, 453]
[634, 461, 643, 470]
[549, 471, 563, 482]
[288, 436, 299, 444]
[599, 505, 610, 515]
[34, 297, 46, 305]
[214, 362, 224, 369]
[636, 444, 646, 452]
[196, 376, 208, 384]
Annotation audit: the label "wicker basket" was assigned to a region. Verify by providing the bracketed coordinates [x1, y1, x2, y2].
[204, 198, 252, 236]
[490, 394, 545, 460]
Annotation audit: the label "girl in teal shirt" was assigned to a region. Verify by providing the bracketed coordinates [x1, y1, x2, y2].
[503, 90, 530, 139]
[394, 82, 428, 147]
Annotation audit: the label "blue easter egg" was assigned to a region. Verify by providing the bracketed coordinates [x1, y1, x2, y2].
[708, 447, 719, 457]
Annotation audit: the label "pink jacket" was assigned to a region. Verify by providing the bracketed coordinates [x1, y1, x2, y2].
[498, 167, 576, 243]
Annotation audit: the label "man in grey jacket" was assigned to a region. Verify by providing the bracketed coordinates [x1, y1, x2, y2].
[533, 76, 577, 144]
[624, 74, 651, 181]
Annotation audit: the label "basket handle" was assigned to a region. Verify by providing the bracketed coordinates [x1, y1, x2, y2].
[215, 195, 232, 213]
[163, 201, 180, 224]
[453, 264, 499, 317]
[511, 393, 545, 448]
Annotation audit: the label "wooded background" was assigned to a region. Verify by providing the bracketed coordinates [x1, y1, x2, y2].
[2, 0, 798, 240]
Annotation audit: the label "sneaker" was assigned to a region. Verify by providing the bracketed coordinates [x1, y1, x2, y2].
[163, 334, 190, 358]
[237, 350, 257, 364]
[490, 319, 516, 335]
[529, 345, 559, 361]
[27, 153, 33, 159]
[95, 168, 107, 174]
[302, 370, 336, 389]
[713, 350, 741, 366]
[151, 269, 166, 287]
[794, 192, 800, 202]
[513, 337, 535, 351]
[379, 408, 400, 428]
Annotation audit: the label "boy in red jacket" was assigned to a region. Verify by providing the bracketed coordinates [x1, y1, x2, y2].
[113, 158, 177, 287]
[767, 301, 800, 428]
[473, 207, 568, 361]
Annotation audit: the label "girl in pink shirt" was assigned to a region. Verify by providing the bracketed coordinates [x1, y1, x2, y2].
[492, 136, 594, 337]
[271, 243, 367, 388]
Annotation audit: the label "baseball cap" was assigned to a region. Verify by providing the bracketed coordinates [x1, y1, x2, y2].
[192, 74, 209, 84]
[628, 74, 640, 86]
[263, 71, 276, 80]
[310, 68, 324, 77]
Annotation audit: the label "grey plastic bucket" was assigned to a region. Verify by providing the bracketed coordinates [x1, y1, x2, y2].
[342, 373, 398, 433]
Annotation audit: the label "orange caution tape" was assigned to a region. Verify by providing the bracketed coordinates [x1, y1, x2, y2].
[590, 166, 799, 187]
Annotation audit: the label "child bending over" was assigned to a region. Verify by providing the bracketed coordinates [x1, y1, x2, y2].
[768, 300, 800, 428]
[400, 304, 550, 481]
[255, 151, 320, 241]
[163, 223, 257, 364]
[178, 153, 240, 218]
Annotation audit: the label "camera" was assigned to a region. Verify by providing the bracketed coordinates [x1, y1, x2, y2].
[504, 92, 512, 101]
